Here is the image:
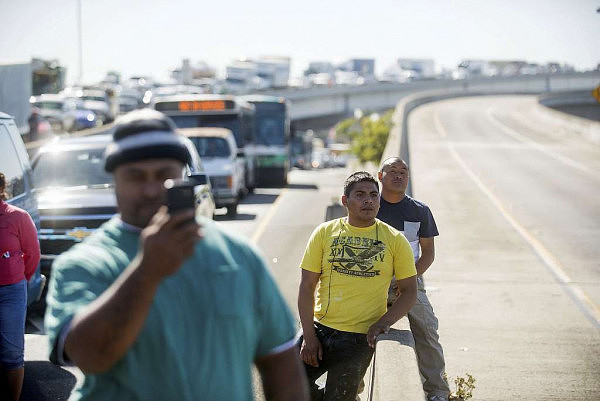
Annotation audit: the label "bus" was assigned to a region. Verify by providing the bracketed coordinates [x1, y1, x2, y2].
[241, 95, 290, 186]
[153, 94, 257, 191]
[290, 129, 313, 170]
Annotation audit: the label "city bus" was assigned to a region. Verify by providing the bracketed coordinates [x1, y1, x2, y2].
[290, 129, 314, 170]
[241, 95, 290, 186]
[153, 94, 257, 191]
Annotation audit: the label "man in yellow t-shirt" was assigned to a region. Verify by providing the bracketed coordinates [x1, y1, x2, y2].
[298, 171, 417, 401]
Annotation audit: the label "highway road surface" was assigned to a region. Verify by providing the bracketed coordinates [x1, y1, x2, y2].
[407, 95, 599, 400]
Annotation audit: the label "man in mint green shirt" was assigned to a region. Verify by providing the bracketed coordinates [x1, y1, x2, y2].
[44, 110, 308, 400]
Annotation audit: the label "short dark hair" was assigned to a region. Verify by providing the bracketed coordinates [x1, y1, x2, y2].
[379, 157, 408, 172]
[343, 171, 379, 197]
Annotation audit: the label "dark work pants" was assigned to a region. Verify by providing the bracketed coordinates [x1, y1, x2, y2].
[297, 322, 374, 401]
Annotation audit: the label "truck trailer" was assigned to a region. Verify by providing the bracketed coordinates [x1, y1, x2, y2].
[0, 59, 66, 134]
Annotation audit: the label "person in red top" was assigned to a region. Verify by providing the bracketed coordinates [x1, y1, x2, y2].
[0, 172, 40, 401]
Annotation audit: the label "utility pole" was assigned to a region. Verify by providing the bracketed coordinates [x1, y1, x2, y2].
[77, 0, 83, 84]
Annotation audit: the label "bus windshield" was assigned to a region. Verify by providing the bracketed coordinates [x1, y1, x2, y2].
[255, 111, 286, 146]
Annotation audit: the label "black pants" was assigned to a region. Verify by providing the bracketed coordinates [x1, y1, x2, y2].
[297, 322, 374, 401]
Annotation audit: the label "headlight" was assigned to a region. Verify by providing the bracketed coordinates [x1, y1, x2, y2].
[86, 114, 95, 122]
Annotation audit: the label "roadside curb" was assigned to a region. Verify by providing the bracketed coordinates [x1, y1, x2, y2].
[368, 322, 425, 401]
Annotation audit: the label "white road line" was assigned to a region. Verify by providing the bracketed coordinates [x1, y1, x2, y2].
[433, 110, 600, 330]
[432, 111, 448, 139]
[485, 108, 599, 180]
[251, 188, 288, 244]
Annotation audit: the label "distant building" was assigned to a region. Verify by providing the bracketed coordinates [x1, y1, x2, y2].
[339, 59, 375, 77]
[223, 56, 291, 93]
[380, 58, 435, 82]
[488, 60, 528, 76]
[454, 60, 498, 79]
[303, 61, 335, 87]
[225, 60, 259, 93]
[255, 56, 291, 89]
[172, 59, 216, 85]
[304, 61, 335, 76]
[396, 58, 435, 78]
[454, 60, 574, 78]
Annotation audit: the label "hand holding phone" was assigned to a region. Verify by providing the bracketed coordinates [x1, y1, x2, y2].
[164, 179, 196, 214]
[137, 180, 202, 280]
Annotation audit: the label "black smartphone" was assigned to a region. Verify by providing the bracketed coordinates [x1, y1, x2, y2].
[164, 179, 196, 214]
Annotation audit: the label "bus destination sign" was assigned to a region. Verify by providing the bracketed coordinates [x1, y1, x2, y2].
[155, 99, 235, 112]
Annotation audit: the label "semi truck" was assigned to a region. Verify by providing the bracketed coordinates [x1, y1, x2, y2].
[0, 59, 66, 134]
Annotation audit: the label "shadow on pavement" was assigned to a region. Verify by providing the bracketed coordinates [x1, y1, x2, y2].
[26, 303, 47, 335]
[376, 328, 415, 348]
[241, 193, 279, 205]
[286, 183, 319, 191]
[213, 213, 256, 221]
[22, 361, 76, 401]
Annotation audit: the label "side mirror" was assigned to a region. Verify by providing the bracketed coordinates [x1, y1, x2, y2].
[236, 149, 245, 158]
[187, 172, 208, 186]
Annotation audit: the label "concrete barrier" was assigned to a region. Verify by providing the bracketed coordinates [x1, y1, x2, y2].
[535, 90, 600, 145]
[324, 198, 347, 221]
[367, 321, 425, 401]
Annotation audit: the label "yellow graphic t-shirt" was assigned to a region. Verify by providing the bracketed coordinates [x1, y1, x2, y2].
[300, 218, 416, 334]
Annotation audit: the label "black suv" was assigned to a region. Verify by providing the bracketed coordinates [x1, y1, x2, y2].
[32, 134, 117, 276]
[32, 134, 215, 277]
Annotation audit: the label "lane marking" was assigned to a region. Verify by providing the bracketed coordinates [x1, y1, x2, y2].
[251, 188, 288, 244]
[486, 108, 599, 181]
[433, 110, 600, 330]
[433, 110, 448, 139]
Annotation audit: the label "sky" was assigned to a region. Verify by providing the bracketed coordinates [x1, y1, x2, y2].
[1, 0, 598, 85]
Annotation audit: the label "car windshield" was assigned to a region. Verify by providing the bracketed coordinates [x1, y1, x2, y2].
[189, 137, 231, 158]
[82, 95, 106, 102]
[35, 101, 63, 110]
[33, 147, 113, 188]
[171, 115, 241, 145]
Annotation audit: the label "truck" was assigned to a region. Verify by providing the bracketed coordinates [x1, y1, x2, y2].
[225, 60, 264, 93]
[339, 58, 376, 80]
[454, 60, 498, 79]
[0, 58, 66, 134]
[396, 59, 435, 79]
[255, 56, 291, 89]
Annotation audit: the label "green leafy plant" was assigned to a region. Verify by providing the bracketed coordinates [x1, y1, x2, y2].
[335, 109, 394, 164]
[443, 372, 476, 401]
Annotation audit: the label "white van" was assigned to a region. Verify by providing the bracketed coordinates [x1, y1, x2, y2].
[179, 127, 245, 217]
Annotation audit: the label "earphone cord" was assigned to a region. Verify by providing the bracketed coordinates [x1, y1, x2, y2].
[318, 218, 378, 321]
